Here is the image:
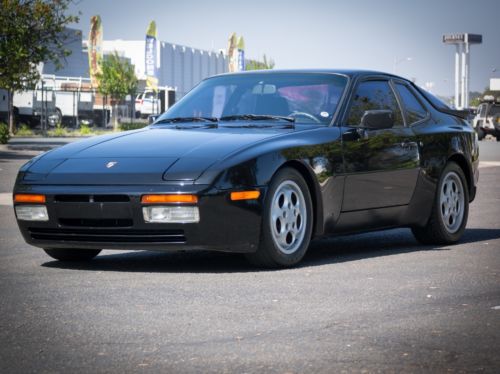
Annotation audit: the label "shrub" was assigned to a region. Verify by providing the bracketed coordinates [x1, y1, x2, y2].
[79, 123, 92, 136]
[16, 124, 35, 136]
[0, 123, 10, 144]
[52, 123, 67, 137]
[119, 122, 149, 131]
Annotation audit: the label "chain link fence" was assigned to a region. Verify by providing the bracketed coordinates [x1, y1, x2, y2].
[1, 80, 176, 133]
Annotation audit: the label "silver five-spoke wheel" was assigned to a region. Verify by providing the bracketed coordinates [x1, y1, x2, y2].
[247, 167, 312, 267]
[439, 171, 464, 234]
[270, 180, 307, 254]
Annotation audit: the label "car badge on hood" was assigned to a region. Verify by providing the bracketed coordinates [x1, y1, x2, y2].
[106, 161, 118, 169]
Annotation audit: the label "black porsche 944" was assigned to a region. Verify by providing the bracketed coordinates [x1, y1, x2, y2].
[13, 70, 479, 267]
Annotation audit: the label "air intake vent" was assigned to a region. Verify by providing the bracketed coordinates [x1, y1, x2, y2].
[29, 228, 186, 243]
[59, 218, 133, 227]
[54, 195, 130, 203]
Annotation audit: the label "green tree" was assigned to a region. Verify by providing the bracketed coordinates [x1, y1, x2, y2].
[0, 0, 79, 134]
[246, 54, 275, 71]
[96, 52, 138, 130]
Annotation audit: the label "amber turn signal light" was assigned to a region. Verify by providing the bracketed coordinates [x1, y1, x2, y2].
[14, 194, 46, 203]
[141, 194, 198, 204]
[230, 190, 261, 201]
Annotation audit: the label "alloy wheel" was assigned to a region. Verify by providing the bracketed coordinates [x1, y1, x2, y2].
[270, 180, 307, 254]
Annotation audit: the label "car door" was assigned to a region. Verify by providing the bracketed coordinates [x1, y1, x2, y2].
[340, 78, 420, 212]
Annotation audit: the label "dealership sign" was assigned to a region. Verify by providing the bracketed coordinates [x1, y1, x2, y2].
[443, 33, 483, 44]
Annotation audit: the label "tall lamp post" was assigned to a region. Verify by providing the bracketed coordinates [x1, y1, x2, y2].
[393, 57, 412, 75]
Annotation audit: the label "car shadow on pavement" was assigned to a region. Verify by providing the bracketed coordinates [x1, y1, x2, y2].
[41, 227, 500, 273]
[0, 151, 39, 162]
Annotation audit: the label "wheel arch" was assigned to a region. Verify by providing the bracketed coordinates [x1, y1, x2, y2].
[447, 153, 473, 200]
[276, 160, 324, 237]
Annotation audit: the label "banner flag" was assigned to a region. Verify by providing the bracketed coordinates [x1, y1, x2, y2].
[88, 15, 103, 88]
[227, 32, 238, 73]
[145, 21, 159, 90]
[237, 36, 245, 71]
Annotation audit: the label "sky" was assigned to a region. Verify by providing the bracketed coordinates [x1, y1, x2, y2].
[67, 0, 500, 97]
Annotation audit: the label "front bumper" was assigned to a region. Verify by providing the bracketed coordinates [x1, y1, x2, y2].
[481, 119, 500, 132]
[14, 184, 264, 253]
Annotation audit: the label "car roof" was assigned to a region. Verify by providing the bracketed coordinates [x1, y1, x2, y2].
[210, 69, 403, 80]
[208, 69, 413, 87]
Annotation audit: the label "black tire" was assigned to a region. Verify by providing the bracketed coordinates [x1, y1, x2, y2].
[476, 126, 485, 140]
[48, 108, 62, 127]
[412, 162, 469, 245]
[43, 248, 101, 261]
[245, 167, 313, 268]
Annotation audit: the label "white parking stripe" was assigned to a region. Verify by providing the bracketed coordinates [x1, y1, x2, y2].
[479, 161, 500, 168]
[0, 193, 13, 206]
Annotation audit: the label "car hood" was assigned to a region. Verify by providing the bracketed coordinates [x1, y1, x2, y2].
[21, 125, 298, 185]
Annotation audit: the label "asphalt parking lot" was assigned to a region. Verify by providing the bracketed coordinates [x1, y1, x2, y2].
[0, 140, 499, 373]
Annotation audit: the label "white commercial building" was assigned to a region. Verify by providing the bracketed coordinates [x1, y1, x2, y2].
[94, 39, 228, 97]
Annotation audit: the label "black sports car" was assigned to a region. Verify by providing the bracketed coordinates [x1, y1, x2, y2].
[13, 70, 479, 267]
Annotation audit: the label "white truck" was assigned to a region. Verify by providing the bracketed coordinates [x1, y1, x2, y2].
[0, 80, 59, 127]
[0, 75, 111, 128]
[135, 90, 161, 119]
[135, 87, 176, 119]
[473, 96, 500, 141]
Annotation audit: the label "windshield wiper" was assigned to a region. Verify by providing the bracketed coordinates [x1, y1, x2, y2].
[220, 114, 295, 123]
[154, 116, 218, 124]
[173, 123, 218, 129]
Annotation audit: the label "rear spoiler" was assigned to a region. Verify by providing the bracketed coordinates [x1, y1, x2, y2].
[441, 108, 474, 120]
[412, 85, 475, 120]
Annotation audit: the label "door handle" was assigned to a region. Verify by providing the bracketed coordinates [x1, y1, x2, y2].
[342, 128, 364, 141]
[400, 139, 414, 148]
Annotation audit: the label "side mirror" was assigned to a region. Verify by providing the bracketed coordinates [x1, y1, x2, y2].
[360, 110, 394, 129]
[148, 114, 159, 124]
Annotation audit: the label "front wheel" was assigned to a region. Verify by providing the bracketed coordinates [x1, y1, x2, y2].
[245, 168, 313, 268]
[412, 162, 469, 245]
[43, 248, 101, 261]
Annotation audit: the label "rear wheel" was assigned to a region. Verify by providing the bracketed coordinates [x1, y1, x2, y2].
[245, 168, 313, 268]
[412, 162, 469, 244]
[43, 248, 101, 261]
[476, 126, 485, 140]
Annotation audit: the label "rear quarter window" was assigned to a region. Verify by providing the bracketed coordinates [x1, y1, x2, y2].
[395, 83, 428, 125]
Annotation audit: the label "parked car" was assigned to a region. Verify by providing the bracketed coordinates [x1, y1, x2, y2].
[13, 70, 479, 267]
[135, 90, 160, 119]
[473, 98, 500, 140]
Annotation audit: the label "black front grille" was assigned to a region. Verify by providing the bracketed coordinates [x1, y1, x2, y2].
[29, 228, 186, 243]
[59, 218, 133, 227]
[54, 195, 130, 203]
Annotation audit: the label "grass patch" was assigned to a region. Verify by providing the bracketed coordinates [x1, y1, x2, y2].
[0, 122, 10, 144]
[79, 123, 92, 136]
[47, 123, 68, 137]
[119, 122, 149, 131]
[16, 124, 35, 136]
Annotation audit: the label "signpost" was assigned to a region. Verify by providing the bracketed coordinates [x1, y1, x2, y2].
[443, 33, 482, 109]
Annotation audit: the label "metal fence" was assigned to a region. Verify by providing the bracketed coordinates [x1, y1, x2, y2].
[2, 83, 176, 132]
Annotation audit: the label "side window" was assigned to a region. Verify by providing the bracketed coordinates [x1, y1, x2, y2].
[347, 80, 404, 127]
[395, 83, 428, 125]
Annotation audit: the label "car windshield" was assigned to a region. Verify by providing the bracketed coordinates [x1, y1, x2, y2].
[487, 105, 500, 116]
[156, 73, 348, 125]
